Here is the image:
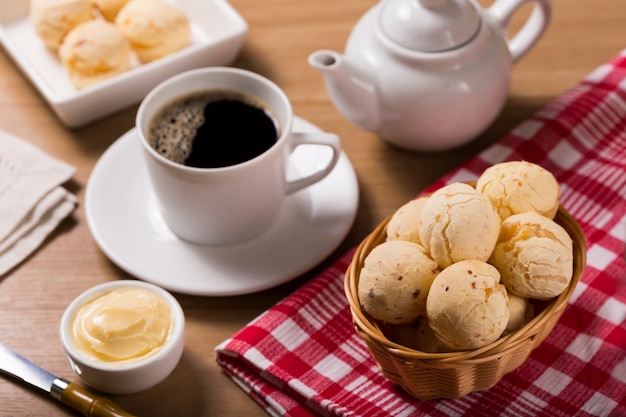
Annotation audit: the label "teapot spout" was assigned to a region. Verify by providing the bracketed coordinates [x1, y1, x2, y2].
[308, 50, 380, 132]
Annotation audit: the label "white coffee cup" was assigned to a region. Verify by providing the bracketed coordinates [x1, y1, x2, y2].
[136, 67, 341, 246]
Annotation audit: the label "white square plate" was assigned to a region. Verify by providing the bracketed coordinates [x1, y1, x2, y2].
[0, 0, 248, 127]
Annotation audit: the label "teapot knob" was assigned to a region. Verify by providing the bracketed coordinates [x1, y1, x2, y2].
[379, 0, 480, 52]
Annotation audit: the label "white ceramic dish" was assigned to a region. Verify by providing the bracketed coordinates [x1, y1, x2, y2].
[0, 0, 248, 127]
[60, 280, 185, 394]
[85, 117, 359, 296]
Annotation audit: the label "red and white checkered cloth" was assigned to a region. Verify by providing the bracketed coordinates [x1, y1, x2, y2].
[215, 50, 626, 417]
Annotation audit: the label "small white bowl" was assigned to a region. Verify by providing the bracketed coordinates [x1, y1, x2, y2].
[60, 280, 185, 394]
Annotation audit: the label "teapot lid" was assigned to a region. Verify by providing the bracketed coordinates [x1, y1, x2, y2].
[379, 0, 480, 52]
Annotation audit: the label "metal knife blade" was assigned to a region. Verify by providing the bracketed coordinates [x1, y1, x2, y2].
[0, 341, 59, 394]
[0, 342, 135, 417]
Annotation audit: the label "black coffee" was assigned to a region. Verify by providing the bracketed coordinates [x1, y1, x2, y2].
[148, 90, 280, 168]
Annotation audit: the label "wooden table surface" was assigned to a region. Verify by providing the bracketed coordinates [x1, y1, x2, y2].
[1, 0, 625, 416]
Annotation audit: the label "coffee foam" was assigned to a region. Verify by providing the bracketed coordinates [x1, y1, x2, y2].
[148, 94, 207, 164]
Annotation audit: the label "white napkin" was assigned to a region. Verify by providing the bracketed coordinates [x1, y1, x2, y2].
[0, 129, 77, 277]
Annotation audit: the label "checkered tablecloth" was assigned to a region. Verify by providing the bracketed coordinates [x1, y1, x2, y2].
[215, 50, 626, 417]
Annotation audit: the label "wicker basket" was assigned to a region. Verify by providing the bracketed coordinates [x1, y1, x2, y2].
[344, 205, 586, 400]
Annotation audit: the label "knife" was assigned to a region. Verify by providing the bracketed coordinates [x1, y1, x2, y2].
[0, 342, 136, 417]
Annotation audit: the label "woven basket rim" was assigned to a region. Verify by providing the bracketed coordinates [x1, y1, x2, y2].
[345, 204, 586, 363]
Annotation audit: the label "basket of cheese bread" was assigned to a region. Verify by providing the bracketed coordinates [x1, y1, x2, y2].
[345, 161, 586, 399]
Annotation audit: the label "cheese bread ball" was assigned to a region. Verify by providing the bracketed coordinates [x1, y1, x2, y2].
[386, 196, 429, 244]
[419, 182, 501, 269]
[59, 19, 131, 89]
[30, 0, 93, 49]
[490, 211, 573, 300]
[358, 240, 439, 324]
[426, 260, 509, 350]
[504, 293, 533, 335]
[116, 0, 190, 63]
[382, 316, 444, 353]
[91, 0, 130, 21]
[476, 161, 561, 221]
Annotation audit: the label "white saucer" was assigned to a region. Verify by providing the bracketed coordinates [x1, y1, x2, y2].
[85, 117, 359, 296]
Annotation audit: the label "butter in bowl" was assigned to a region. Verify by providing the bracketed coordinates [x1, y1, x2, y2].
[59, 280, 185, 394]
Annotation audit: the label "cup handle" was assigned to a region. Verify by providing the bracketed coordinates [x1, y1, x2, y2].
[487, 0, 552, 64]
[285, 132, 341, 194]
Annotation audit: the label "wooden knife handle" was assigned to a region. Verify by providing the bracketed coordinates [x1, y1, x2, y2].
[61, 382, 136, 417]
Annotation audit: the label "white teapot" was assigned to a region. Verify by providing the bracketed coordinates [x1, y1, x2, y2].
[309, 0, 551, 151]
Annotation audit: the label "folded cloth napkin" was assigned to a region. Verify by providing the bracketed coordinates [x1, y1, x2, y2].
[215, 50, 626, 417]
[0, 129, 77, 277]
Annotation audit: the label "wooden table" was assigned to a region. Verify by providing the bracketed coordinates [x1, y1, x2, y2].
[1, 1, 624, 415]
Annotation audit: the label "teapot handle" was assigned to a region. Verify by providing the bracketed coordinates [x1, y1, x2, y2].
[487, 0, 551, 64]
